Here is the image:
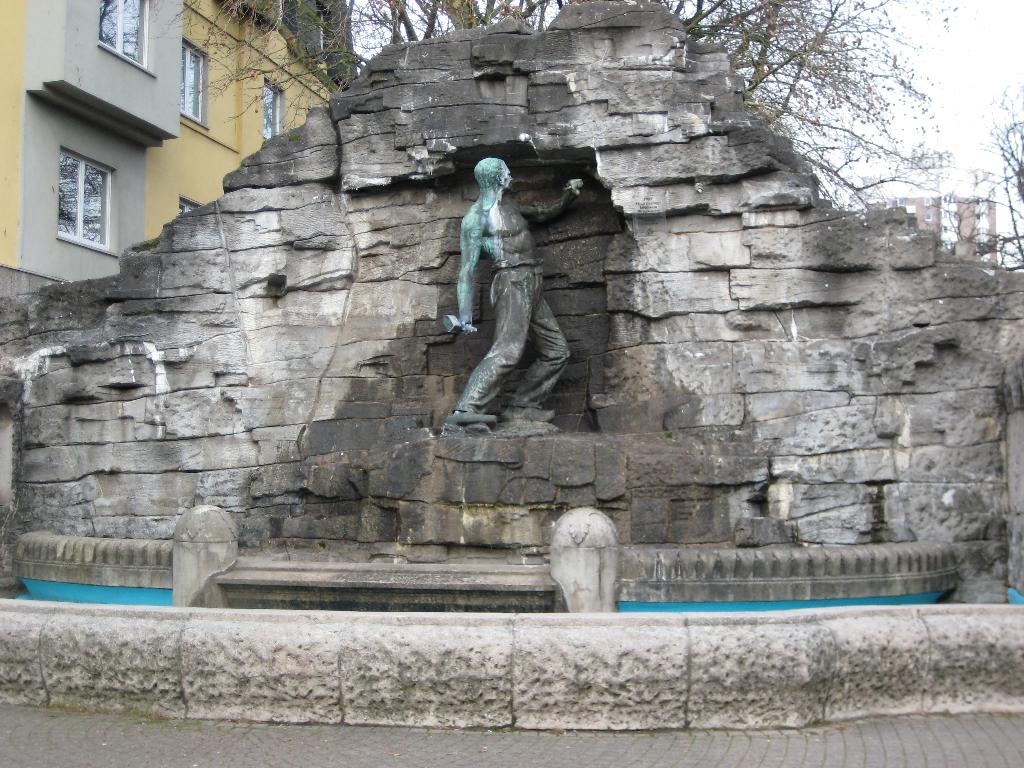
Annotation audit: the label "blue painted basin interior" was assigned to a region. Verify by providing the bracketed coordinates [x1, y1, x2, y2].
[619, 592, 947, 613]
[15, 580, 967, 612]
[19, 578, 172, 606]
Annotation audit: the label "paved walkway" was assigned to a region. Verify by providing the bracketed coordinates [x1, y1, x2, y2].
[2, 704, 1024, 767]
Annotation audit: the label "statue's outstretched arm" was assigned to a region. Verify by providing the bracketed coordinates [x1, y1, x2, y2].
[521, 179, 583, 223]
[457, 210, 483, 332]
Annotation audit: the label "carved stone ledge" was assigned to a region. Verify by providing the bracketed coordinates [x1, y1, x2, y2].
[618, 541, 959, 603]
[14, 532, 172, 589]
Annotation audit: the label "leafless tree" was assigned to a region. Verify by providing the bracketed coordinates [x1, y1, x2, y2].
[181, 0, 358, 126]
[663, 0, 938, 205]
[992, 87, 1024, 267]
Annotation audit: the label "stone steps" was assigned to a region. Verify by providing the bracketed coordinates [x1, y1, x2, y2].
[215, 557, 559, 612]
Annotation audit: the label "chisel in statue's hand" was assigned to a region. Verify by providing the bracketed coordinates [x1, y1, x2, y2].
[441, 315, 477, 334]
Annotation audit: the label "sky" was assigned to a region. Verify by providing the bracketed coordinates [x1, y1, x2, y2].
[895, 2, 1024, 193]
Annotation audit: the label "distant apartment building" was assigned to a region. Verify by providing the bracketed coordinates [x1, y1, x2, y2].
[886, 193, 998, 259]
[951, 196, 999, 250]
[1, 0, 333, 296]
[886, 195, 943, 235]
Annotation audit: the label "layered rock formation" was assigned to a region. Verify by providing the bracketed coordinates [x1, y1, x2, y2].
[1, 2, 1020, 599]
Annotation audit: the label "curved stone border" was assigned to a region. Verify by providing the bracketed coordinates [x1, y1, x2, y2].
[618, 542, 958, 602]
[14, 532, 172, 589]
[1, 599, 1023, 729]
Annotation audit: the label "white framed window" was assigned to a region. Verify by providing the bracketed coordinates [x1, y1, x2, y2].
[181, 41, 207, 122]
[99, 0, 147, 65]
[178, 197, 200, 216]
[263, 81, 284, 140]
[58, 150, 111, 249]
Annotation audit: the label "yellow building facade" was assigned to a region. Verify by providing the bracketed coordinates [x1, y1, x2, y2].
[145, 0, 330, 239]
[0, 0, 29, 273]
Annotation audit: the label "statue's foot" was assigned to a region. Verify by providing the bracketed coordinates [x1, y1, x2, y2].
[445, 410, 498, 426]
[441, 421, 492, 437]
[501, 405, 555, 423]
[443, 410, 497, 434]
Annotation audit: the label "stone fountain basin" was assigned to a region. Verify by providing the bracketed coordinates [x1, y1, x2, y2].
[13, 532, 958, 611]
[2, 599, 1023, 730]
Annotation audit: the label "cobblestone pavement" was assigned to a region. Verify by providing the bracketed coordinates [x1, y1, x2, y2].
[2, 705, 1024, 768]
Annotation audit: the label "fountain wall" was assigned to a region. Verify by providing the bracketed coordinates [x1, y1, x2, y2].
[1, 2, 1021, 601]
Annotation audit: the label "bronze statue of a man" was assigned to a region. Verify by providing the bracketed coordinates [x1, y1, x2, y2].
[444, 158, 582, 431]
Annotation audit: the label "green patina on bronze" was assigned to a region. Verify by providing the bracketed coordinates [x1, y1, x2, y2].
[445, 158, 582, 430]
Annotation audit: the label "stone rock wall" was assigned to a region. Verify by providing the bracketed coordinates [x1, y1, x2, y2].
[1, 2, 1021, 599]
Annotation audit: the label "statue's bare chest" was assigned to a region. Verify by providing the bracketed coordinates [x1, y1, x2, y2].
[484, 201, 527, 238]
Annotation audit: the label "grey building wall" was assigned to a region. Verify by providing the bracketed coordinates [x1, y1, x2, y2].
[18, 97, 148, 282]
[23, 0, 182, 144]
[14, 0, 183, 282]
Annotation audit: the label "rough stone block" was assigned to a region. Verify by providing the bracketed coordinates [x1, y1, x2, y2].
[752, 403, 883, 455]
[662, 394, 744, 428]
[905, 444, 1003, 484]
[597, 137, 784, 187]
[513, 616, 688, 729]
[458, 505, 551, 547]
[903, 389, 1001, 447]
[607, 229, 748, 273]
[0, 609, 49, 706]
[181, 616, 342, 723]
[687, 616, 834, 728]
[600, 342, 736, 405]
[885, 482, 1006, 543]
[463, 462, 509, 503]
[732, 340, 862, 394]
[688, 230, 750, 268]
[629, 496, 670, 543]
[550, 440, 595, 487]
[224, 106, 339, 190]
[218, 184, 334, 214]
[951, 541, 1008, 597]
[395, 500, 459, 544]
[606, 272, 735, 316]
[745, 391, 851, 422]
[1011, 513, 1024, 594]
[769, 481, 881, 544]
[730, 268, 875, 310]
[823, 611, 929, 720]
[922, 609, 1024, 713]
[594, 444, 627, 501]
[627, 442, 768, 488]
[794, 508, 876, 545]
[40, 611, 185, 717]
[771, 449, 897, 484]
[612, 174, 816, 216]
[345, 281, 439, 340]
[734, 516, 793, 547]
[338, 617, 513, 727]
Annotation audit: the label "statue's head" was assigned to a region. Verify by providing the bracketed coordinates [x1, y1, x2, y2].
[474, 158, 512, 192]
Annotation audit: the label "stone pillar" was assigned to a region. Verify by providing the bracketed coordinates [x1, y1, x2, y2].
[173, 505, 238, 607]
[550, 507, 619, 612]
